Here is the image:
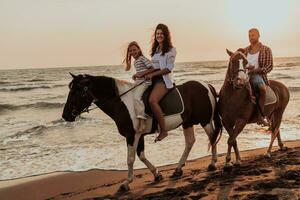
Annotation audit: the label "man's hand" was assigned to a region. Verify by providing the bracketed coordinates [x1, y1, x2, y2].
[248, 68, 262, 75]
[246, 65, 255, 70]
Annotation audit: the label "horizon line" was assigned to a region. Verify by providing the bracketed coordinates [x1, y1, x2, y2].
[1, 55, 299, 71]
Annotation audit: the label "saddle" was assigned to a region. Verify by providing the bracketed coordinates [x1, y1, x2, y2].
[142, 86, 184, 117]
[251, 85, 277, 106]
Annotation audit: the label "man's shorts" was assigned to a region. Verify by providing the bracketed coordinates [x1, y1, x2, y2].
[250, 74, 265, 88]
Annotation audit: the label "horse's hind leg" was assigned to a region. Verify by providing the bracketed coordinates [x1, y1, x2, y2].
[204, 123, 217, 171]
[266, 110, 285, 157]
[136, 136, 162, 182]
[171, 126, 195, 178]
[277, 130, 287, 151]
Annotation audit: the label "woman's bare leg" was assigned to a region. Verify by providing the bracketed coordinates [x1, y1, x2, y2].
[149, 83, 169, 141]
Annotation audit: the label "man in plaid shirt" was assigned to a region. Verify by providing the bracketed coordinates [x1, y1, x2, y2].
[244, 28, 273, 126]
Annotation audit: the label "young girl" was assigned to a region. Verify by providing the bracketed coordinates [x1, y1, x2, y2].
[123, 41, 156, 132]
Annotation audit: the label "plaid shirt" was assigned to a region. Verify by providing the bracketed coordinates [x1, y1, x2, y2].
[244, 42, 273, 85]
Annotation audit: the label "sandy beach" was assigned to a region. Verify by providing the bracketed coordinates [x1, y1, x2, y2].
[0, 140, 299, 200]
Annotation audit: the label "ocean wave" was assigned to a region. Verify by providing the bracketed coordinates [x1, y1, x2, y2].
[2, 119, 65, 144]
[0, 81, 10, 84]
[288, 86, 300, 92]
[277, 62, 300, 68]
[0, 102, 65, 111]
[0, 84, 65, 92]
[27, 78, 47, 82]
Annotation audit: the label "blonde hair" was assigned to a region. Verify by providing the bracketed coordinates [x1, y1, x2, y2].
[123, 41, 143, 71]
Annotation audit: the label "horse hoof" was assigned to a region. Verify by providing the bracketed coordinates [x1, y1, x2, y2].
[154, 173, 163, 182]
[280, 146, 288, 151]
[223, 164, 233, 172]
[171, 168, 183, 179]
[264, 153, 271, 158]
[207, 164, 217, 171]
[234, 161, 241, 167]
[118, 184, 130, 192]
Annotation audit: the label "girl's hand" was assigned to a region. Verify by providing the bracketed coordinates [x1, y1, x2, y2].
[135, 73, 143, 78]
[132, 74, 137, 81]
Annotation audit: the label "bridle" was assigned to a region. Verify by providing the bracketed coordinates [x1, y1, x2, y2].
[70, 84, 96, 117]
[70, 79, 146, 117]
[228, 52, 249, 89]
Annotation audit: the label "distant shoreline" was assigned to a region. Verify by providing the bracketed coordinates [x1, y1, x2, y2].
[0, 56, 299, 71]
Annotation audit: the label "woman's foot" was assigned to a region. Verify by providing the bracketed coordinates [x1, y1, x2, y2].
[155, 131, 168, 142]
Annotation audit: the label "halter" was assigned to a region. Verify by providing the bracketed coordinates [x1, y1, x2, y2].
[228, 52, 249, 89]
[71, 79, 146, 117]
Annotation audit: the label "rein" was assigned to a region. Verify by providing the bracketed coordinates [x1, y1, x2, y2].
[77, 80, 146, 116]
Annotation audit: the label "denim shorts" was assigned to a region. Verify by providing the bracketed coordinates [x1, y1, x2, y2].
[250, 74, 265, 87]
[152, 75, 164, 85]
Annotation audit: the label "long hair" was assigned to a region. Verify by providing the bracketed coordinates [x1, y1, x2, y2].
[123, 41, 143, 71]
[150, 23, 173, 56]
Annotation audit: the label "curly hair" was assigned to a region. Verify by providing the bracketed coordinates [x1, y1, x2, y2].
[150, 23, 173, 56]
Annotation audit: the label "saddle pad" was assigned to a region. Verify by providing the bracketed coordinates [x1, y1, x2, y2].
[253, 86, 277, 106]
[142, 87, 184, 117]
[265, 86, 277, 105]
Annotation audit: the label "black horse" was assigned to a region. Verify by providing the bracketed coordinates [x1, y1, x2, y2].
[62, 73, 222, 191]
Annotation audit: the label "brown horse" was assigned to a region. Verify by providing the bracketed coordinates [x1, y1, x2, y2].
[62, 73, 222, 191]
[219, 49, 290, 170]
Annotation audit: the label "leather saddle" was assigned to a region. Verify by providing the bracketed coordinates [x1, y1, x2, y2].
[252, 85, 277, 106]
[142, 86, 184, 118]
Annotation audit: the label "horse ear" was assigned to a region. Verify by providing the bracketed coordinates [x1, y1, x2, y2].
[226, 49, 233, 57]
[69, 72, 76, 79]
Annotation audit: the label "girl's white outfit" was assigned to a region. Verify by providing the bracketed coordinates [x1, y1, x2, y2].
[133, 55, 153, 119]
[151, 47, 177, 89]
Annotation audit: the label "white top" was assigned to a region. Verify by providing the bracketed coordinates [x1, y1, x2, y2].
[151, 47, 177, 89]
[134, 55, 152, 84]
[247, 52, 259, 69]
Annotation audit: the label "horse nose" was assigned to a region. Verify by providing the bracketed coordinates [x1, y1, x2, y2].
[62, 113, 74, 122]
[62, 113, 68, 120]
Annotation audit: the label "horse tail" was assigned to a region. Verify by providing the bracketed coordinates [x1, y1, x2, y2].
[208, 84, 223, 150]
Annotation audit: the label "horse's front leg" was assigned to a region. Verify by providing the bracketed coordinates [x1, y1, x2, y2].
[119, 133, 141, 191]
[224, 119, 246, 171]
[171, 126, 195, 178]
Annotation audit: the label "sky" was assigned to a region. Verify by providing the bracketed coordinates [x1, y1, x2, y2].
[0, 0, 299, 69]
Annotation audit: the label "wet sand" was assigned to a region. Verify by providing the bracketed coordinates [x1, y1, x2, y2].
[0, 140, 299, 200]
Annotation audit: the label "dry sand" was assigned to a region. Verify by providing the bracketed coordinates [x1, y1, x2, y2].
[0, 140, 299, 200]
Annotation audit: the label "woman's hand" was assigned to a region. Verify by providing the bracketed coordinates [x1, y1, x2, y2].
[144, 74, 153, 80]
